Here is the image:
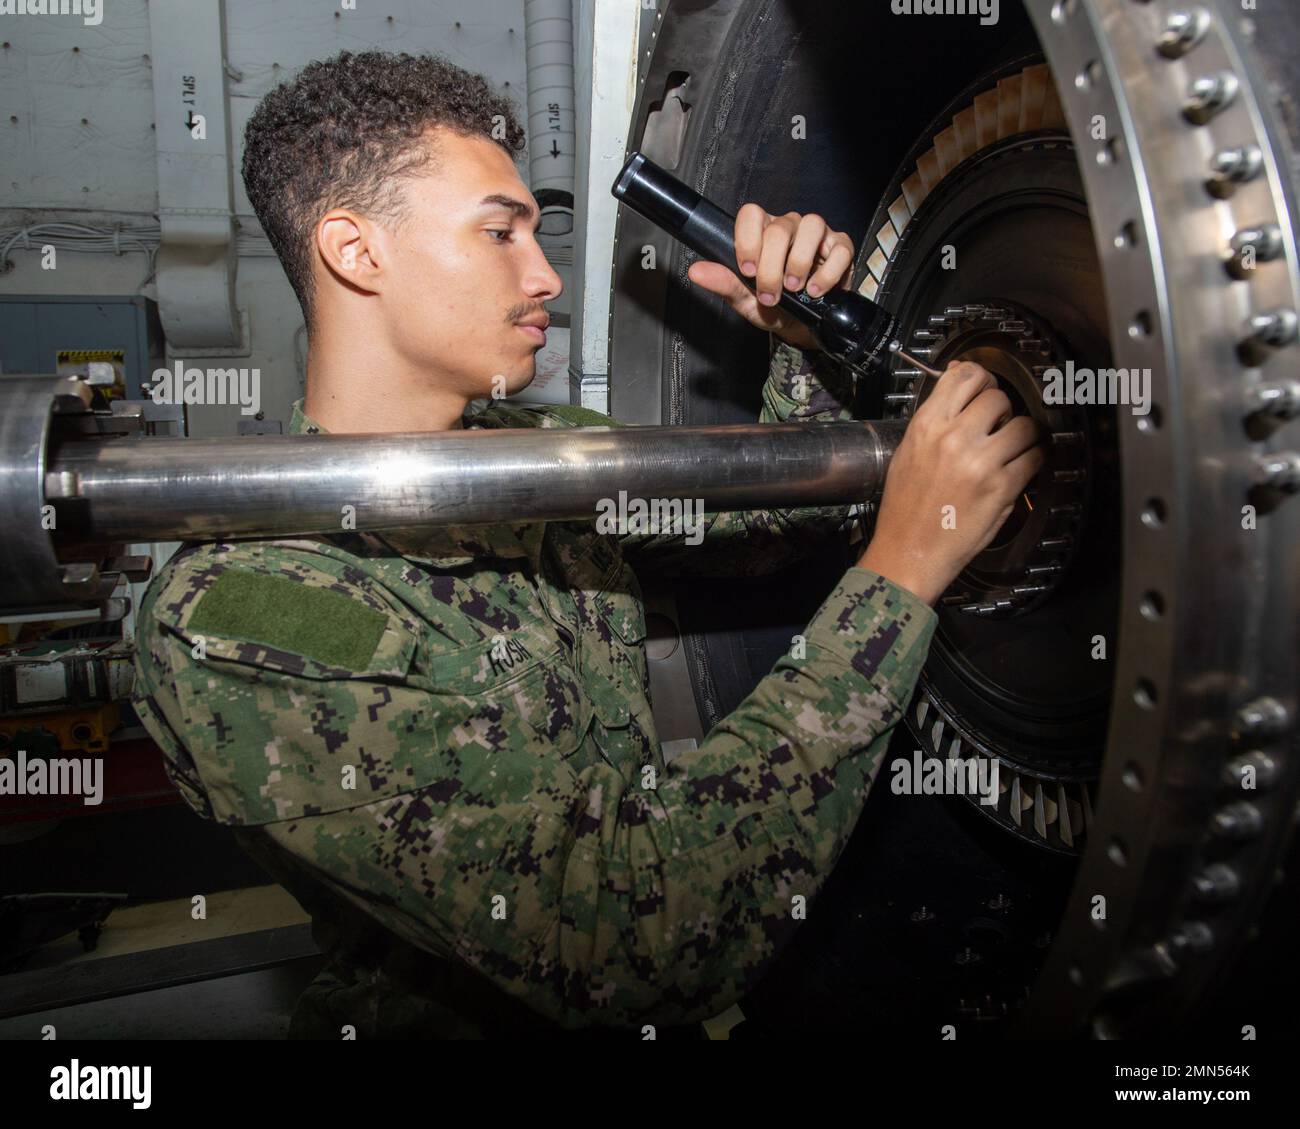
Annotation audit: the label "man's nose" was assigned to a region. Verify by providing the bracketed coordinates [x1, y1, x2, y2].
[524, 247, 563, 302]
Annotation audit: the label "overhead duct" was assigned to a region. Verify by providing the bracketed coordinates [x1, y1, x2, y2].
[525, 0, 578, 234]
[147, 0, 241, 348]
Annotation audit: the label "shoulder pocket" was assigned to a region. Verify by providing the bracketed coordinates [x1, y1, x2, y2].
[145, 559, 431, 825]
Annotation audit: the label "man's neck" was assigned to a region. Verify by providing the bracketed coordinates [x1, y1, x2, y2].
[302, 319, 468, 433]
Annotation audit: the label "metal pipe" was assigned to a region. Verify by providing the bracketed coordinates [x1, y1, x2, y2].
[49, 419, 905, 543]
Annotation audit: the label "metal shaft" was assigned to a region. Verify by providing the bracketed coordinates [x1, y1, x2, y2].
[49, 418, 905, 543]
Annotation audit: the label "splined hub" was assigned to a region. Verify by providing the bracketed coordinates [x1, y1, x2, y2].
[887, 301, 1091, 618]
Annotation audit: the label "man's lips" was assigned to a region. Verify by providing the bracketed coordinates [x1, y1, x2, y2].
[516, 323, 547, 345]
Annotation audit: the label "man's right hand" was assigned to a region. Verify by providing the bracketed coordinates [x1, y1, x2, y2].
[859, 361, 1045, 605]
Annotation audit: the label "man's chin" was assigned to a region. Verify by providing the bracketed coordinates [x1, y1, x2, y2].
[482, 365, 534, 401]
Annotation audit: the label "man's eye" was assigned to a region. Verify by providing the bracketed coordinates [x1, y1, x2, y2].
[487, 229, 512, 242]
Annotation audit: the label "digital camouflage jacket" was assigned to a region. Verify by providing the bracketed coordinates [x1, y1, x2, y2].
[130, 340, 937, 1033]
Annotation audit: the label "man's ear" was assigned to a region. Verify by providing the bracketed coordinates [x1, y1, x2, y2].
[315, 208, 386, 296]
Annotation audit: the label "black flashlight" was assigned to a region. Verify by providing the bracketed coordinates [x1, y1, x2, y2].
[612, 151, 901, 379]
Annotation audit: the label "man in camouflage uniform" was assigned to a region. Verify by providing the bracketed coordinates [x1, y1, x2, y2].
[131, 51, 1042, 1037]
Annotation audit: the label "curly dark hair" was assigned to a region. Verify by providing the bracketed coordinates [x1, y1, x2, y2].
[241, 50, 527, 326]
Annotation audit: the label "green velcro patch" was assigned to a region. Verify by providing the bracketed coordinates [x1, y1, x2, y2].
[186, 569, 389, 671]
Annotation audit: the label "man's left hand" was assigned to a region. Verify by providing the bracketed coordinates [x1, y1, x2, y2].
[686, 204, 856, 351]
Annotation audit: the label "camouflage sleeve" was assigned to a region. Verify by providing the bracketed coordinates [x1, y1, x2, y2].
[616, 339, 866, 578]
[132, 548, 935, 1030]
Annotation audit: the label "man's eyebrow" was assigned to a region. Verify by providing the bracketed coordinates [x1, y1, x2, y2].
[479, 194, 542, 232]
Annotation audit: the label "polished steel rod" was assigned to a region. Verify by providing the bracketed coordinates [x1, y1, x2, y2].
[50, 420, 905, 541]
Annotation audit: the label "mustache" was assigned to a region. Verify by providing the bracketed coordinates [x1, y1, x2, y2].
[507, 304, 547, 324]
